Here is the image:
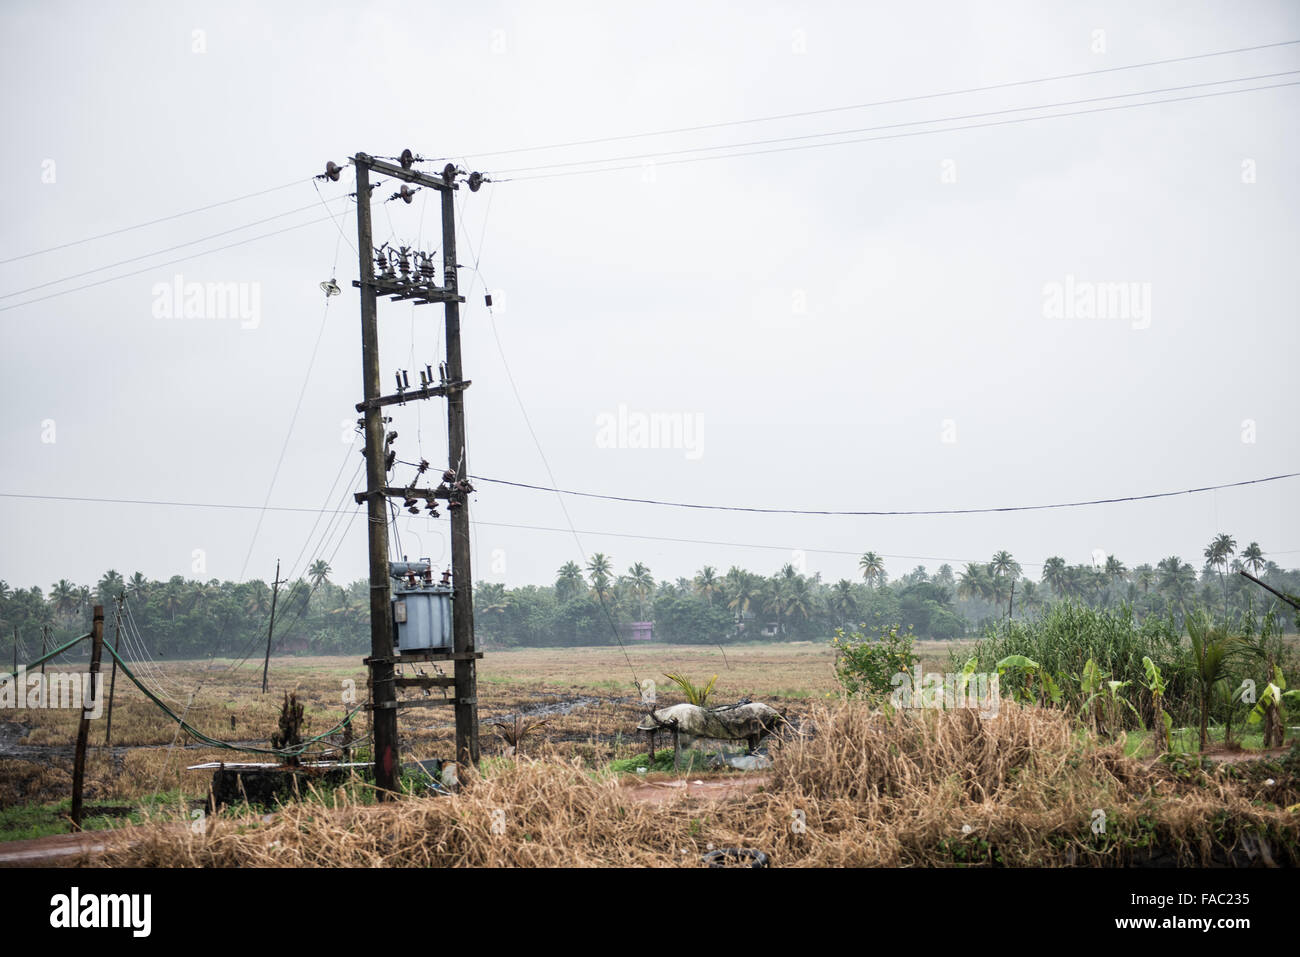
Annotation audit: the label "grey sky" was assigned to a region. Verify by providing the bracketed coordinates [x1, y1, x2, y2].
[2, 0, 1298, 592]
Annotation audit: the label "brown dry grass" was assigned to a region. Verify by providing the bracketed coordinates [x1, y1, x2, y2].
[93, 701, 1300, 868]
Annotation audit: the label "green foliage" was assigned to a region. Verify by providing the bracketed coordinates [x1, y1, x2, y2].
[831, 624, 920, 697]
[663, 672, 718, 706]
[967, 603, 1193, 729]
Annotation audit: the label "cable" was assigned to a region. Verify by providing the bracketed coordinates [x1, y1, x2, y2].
[469, 517, 1040, 569]
[500, 79, 1300, 182]
[237, 286, 340, 580]
[0, 198, 343, 301]
[0, 491, 361, 514]
[471, 470, 1300, 516]
[493, 70, 1300, 175]
[5, 469, 1298, 519]
[445, 39, 1300, 160]
[0, 213, 341, 313]
[0, 177, 312, 266]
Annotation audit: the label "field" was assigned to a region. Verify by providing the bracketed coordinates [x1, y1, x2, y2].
[2, 638, 1298, 866]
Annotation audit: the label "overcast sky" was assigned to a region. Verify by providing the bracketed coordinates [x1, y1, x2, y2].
[2, 0, 1298, 593]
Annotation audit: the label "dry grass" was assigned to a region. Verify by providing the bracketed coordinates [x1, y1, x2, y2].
[93, 701, 1300, 868]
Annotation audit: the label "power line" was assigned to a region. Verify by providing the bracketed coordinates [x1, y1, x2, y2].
[470, 517, 1032, 568]
[0, 212, 341, 313]
[5, 469, 1298, 518]
[0, 491, 360, 514]
[471, 471, 1300, 516]
[0, 199, 338, 301]
[445, 39, 1300, 161]
[0, 177, 311, 265]
[500, 79, 1300, 182]
[493, 70, 1300, 175]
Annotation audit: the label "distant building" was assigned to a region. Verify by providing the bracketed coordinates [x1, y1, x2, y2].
[620, 621, 654, 641]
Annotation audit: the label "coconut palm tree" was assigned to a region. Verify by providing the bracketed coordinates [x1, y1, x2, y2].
[127, 572, 149, 601]
[830, 579, 857, 627]
[586, 553, 613, 603]
[1018, 579, 1043, 615]
[1240, 542, 1265, 576]
[1186, 611, 1240, 751]
[1133, 564, 1155, 594]
[858, 552, 886, 588]
[626, 562, 654, 620]
[693, 566, 720, 606]
[309, 560, 332, 589]
[725, 568, 762, 634]
[49, 580, 78, 619]
[1203, 533, 1237, 619]
[555, 561, 585, 602]
[990, 551, 1021, 617]
[1041, 556, 1068, 597]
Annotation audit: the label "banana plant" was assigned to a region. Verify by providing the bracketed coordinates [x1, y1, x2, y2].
[1140, 656, 1172, 754]
[996, 654, 1062, 708]
[1246, 665, 1298, 748]
[1078, 657, 1138, 738]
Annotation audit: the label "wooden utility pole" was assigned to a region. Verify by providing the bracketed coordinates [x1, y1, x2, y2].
[345, 150, 485, 792]
[355, 157, 401, 796]
[440, 181, 480, 767]
[104, 597, 122, 749]
[261, 559, 284, 694]
[70, 605, 105, 831]
[10, 625, 16, 675]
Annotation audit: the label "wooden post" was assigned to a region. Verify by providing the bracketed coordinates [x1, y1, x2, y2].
[355, 156, 400, 796]
[441, 181, 480, 768]
[71, 605, 105, 831]
[261, 559, 282, 693]
[104, 600, 121, 750]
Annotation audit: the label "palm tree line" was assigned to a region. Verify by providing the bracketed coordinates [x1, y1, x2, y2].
[1, 536, 1293, 657]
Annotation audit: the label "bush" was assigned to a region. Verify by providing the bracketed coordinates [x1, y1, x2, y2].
[831, 624, 919, 697]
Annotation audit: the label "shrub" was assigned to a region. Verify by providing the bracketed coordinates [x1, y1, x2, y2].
[831, 624, 919, 697]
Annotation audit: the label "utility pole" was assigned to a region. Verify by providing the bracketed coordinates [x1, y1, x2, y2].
[261, 559, 284, 694]
[342, 150, 487, 794]
[71, 605, 104, 831]
[40, 625, 47, 678]
[440, 177, 480, 767]
[104, 595, 122, 749]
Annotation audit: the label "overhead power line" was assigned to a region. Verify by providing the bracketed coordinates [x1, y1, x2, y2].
[494, 70, 1300, 175]
[0, 212, 340, 313]
[0, 198, 340, 301]
[500, 79, 1300, 181]
[0, 177, 311, 265]
[470, 471, 1300, 517]
[5, 469, 1297, 518]
[446, 39, 1300, 161]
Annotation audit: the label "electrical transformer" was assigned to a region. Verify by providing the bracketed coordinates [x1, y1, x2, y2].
[390, 560, 453, 652]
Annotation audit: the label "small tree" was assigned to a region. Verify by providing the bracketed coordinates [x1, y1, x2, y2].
[1187, 612, 1238, 752]
[831, 625, 919, 697]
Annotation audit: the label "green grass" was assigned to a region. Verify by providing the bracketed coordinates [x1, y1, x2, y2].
[0, 789, 189, 843]
[607, 749, 709, 775]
